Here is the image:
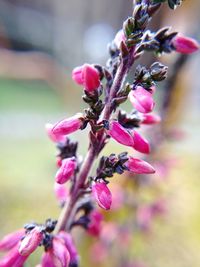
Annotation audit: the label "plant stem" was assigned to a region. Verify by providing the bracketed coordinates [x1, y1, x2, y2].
[55, 55, 134, 233]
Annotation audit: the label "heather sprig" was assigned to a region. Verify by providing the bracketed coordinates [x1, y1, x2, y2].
[0, 1, 199, 267]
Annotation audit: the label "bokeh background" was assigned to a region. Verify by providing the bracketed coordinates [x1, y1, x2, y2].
[0, 0, 200, 266]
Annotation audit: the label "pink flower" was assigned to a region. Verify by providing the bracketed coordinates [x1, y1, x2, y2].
[172, 35, 199, 54]
[51, 114, 83, 136]
[55, 158, 76, 184]
[0, 245, 28, 267]
[18, 227, 43, 256]
[41, 237, 70, 267]
[87, 210, 103, 237]
[132, 130, 150, 154]
[107, 121, 134, 147]
[92, 182, 112, 210]
[125, 157, 155, 174]
[45, 123, 66, 143]
[72, 66, 84, 85]
[129, 86, 155, 113]
[0, 229, 25, 251]
[141, 113, 161, 124]
[54, 183, 69, 205]
[58, 231, 79, 267]
[72, 64, 100, 92]
[114, 29, 126, 48]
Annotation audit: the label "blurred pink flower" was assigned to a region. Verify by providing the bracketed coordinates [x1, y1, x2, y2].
[55, 158, 76, 184]
[18, 227, 43, 256]
[54, 183, 69, 205]
[45, 123, 66, 143]
[0, 229, 25, 251]
[87, 210, 103, 237]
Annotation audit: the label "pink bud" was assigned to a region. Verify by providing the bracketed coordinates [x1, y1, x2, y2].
[54, 183, 69, 205]
[141, 113, 161, 124]
[129, 86, 155, 113]
[55, 158, 76, 184]
[41, 237, 70, 267]
[51, 114, 83, 136]
[72, 66, 84, 85]
[0, 245, 28, 267]
[83, 64, 100, 92]
[45, 123, 66, 143]
[87, 210, 103, 237]
[114, 29, 126, 48]
[132, 130, 150, 154]
[72, 64, 100, 92]
[92, 182, 112, 210]
[125, 157, 155, 174]
[18, 227, 43, 256]
[107, 121, 134, 147]
[40, 251, 55, 267]
[0, 229, 25, 251]
[172, 35, 199, 54]
[58, 231, 79, 266]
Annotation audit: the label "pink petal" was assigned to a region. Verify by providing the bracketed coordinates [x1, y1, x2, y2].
[92, 182, 112, 210]
[173, 35, 199, 54]
[82, 64, 100, 92]
[108, 121, 134, 147]
[126, 157, 155, 174]
[132, 130, 150, 154]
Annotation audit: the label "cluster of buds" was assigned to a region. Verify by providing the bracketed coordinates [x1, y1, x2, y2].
[0, 0, 199, 266]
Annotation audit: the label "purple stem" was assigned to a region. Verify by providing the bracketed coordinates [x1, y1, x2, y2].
[55, 54, 135, 233]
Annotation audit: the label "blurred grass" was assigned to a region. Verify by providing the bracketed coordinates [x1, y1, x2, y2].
[0, 79, 200, 266]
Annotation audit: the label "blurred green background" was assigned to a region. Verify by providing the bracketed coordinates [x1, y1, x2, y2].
[0, 0, 200, 266]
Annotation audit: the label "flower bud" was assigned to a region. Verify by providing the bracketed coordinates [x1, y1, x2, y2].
[18, 227, 43, 256]
[0, 229, 25, 251]
[129, 86, 155, 113]
[125, 157, 155, 174]
[41, 237, 70, 267]
[114, 29, 126, 48]
[55, 158, 76, 184]
[58, 231, 79, 267]
[45, 123, 66, 143]
[92, 182, 112, 210]
[87, 210, 103, 237]
[54, 183, 69, 205]
[132, 130, 150, 154]
[107, 121, 134, 147]
[141, 113, 161, 124]
[72, 66, 84, 85]
[0, 245, 28, 267]
[51, 114, 83, 136]
[172, 35, 199, 54]
[72, 64, 100, 92]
